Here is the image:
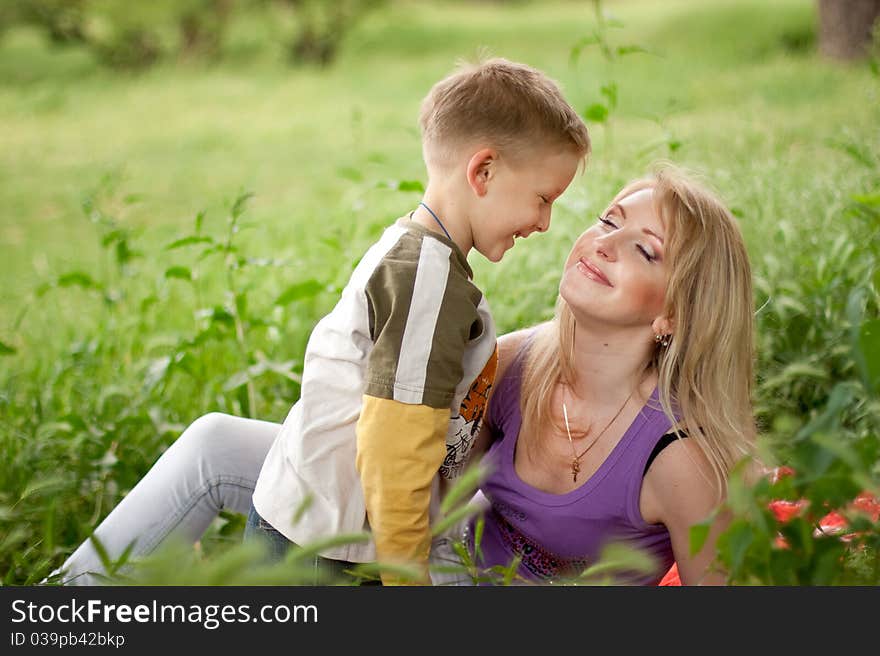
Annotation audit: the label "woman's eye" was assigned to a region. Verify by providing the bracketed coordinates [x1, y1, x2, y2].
[637, 245, 655, 262]
[598, 215, 617, 229]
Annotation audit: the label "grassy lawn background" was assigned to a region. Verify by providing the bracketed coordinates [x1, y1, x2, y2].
[1, 0, 878, 584]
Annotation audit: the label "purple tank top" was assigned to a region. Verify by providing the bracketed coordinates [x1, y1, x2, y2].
[472, 334, 676, 585]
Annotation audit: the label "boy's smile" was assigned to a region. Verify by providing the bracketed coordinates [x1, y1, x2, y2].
[473, 148, 582, 263]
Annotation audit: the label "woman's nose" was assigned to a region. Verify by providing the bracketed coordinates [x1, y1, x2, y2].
[595, 235, 617, 261]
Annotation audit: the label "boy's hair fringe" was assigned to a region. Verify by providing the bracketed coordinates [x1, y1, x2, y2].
[419, 56, 591, 168]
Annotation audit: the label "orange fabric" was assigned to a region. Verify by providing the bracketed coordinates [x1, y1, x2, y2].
[658, 563, 681, 586]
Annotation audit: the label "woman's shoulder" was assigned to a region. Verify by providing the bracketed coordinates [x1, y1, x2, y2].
[640, 436, 720, 525]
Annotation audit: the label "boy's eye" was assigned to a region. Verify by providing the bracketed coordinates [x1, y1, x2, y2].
[540, 195, 549, 204]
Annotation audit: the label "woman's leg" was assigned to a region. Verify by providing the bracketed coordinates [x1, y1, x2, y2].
[54, 413, 280, 585]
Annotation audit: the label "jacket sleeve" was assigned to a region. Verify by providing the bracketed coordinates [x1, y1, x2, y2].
[355, 396, 448, 584]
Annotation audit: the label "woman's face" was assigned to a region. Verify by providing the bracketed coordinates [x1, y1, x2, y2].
[559, 187, 670, 331]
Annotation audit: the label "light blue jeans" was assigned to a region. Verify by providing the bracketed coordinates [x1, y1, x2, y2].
[53, 412, 470, 585]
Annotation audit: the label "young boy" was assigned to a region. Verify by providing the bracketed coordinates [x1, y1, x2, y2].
[249, 57, 590, 584]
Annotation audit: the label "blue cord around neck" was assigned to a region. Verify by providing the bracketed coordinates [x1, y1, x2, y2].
[418, 201, 453, 242]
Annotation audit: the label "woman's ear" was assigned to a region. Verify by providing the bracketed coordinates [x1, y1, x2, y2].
[466, 148, 496, 197]
[651, 316, 674, 338]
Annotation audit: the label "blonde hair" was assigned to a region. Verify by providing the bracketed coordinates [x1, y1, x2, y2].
[520, 164, 756, 496]
[419, 57, 591, 169]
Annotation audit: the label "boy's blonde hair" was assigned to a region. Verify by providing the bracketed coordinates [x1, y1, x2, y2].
[520, 164, 756, 497]
[419, 57, 591, 169]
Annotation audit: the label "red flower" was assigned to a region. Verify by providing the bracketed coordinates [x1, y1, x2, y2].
[771, 466, 796, 484]
[852, 492, 880, 522]
[816, 510, 847, 535]
[769, 499, 808, 523]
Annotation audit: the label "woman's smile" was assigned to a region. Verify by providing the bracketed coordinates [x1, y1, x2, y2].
[577, 257, 612, 286]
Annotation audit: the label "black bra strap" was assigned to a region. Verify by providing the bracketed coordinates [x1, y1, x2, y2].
[643, 431, 689, 476]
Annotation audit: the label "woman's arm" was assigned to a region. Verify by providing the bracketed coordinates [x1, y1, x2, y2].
[640, 437, 730, 586]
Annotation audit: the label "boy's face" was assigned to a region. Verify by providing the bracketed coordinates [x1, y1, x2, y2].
[472, 147, 581, 263]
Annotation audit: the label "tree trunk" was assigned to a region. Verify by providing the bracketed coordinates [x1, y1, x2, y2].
[817, 0, 880, 59]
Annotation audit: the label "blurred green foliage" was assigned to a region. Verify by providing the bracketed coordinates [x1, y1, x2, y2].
[0, 0, 387, 68]
[0, 0, 878, 585]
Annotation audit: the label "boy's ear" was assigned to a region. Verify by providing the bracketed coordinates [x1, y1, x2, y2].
[466, 148, 497, 197]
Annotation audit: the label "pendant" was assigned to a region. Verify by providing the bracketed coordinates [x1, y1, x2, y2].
[571, 458, 580, 483]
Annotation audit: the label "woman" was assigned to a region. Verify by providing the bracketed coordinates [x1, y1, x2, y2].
[469, 166, 755, 585]
[52, 164, 756, 586]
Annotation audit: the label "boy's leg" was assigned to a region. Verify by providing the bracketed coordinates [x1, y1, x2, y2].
[52, 413, 280, 585]
[244, 504, 376, 585]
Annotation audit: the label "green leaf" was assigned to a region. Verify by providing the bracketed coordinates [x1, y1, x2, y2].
[165, 235, 213, 250]
[689, 520, 711, 556]
[809, 431, 863, 473]
[209, 307, 235, 326]
[761, 361, 828, 392]
[440, 462, 489, 514]
[18, 476, 68, 502]
[852, 192, 880, 207]
[0, 340, 15, 355]
[89, 534, 114, 572]
[578, 543, 658, 583]
[452, 540, 474, 570]
[164, 266, 192, 281]
[473, 514, 485, 562]
[718, 520, 754, 577]
[583, 103, 609, 123]
[346, 560, 422, 585]
[112, 539, 139, 573]
[101, 228, 126, 247]
[231, 191, 254, 220]
[224, 367, 257, 391]
[290, 494, 314, 526]
[616, 44, 650, 57]
[115, 239, 139, 265]
[826, 138, 875, 168]
[794, 383, 854, 443]
[569, 35, 600, 65]
[337, 166, 364, 182]
[431, 504, 477, 538]
[396, 179, 425, 192]
[285, 533, 371, 563]
[234, 292, 247, 319]
[600, 83, 618, 109]
[857, 318, 880, 395]
[275, 279, 324, 306]
[376, 179, 425, 193]
[57, 272, 100, 290]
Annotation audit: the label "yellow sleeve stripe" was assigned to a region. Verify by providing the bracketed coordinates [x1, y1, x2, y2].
[355, 395, 449, 585]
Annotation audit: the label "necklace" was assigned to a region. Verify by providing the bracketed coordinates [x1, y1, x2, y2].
[416, 201, 453, 241]
[562, 386, 636, 483]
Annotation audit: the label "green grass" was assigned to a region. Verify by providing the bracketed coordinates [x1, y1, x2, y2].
[1, 0, 878, 585]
